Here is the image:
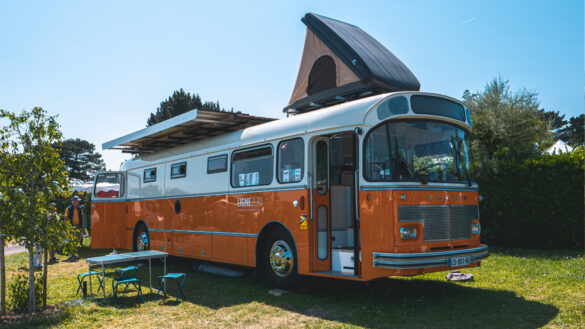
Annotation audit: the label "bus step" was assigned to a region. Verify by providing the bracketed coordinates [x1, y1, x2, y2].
[315, 271, 360, 278]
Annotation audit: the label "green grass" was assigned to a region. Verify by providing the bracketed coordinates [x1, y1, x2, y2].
[2, 239, 583, 328]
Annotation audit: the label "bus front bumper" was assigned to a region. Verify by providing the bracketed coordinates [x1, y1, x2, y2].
[373, 245, 489, 269]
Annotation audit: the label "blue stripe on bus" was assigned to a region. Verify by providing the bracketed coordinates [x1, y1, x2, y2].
[360, 186, 478, 192]
[93, 184, 308, 203]
[145, 228, 257, 238]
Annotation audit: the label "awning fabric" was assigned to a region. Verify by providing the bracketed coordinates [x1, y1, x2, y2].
[103, 110, 275, 154]
[285, 13, 420, 114]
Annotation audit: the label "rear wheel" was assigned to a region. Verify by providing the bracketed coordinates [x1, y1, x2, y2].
[134, 224, 150, 251]
[263, 229, 299, 289]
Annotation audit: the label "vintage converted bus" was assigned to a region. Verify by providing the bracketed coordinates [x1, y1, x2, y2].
[91, 91, 489, 288]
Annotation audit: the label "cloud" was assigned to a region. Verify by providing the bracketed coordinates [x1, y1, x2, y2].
[452, 17, 477, 29]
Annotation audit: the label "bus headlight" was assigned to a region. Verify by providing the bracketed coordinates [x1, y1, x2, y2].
[400, 227, 417, 240]
[472, 223, 481, 235]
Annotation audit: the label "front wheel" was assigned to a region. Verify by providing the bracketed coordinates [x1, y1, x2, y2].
[134, 225, 150, 251]
[263, 229, 299, 289]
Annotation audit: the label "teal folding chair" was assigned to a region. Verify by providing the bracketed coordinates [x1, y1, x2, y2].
[112, 277, 144, 306]
[155, 273, 186, 302]
[76, 271, 103, 296]
[115, 265, 139, 292]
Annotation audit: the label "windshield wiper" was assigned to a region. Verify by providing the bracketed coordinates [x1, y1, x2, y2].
[412, 170, 429, 184]
[451, 136, 472, 186]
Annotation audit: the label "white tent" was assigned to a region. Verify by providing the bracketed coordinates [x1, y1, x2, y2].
[545, 140, 573, 155]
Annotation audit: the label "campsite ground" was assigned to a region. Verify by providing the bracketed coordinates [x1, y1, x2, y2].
[2, 239, 583, 328]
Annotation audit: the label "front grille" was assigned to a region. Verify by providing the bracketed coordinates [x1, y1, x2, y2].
[399, 205, 478, 242]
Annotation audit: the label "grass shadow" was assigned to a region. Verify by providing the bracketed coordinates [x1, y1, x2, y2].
[5, 245, 561, 328]
[154, 256, 560, 329]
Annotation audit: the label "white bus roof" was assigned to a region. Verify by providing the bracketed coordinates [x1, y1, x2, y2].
[114, 92, 470, 170]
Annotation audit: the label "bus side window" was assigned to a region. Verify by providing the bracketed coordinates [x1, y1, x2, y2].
[208, 154, 227, 174]
[143, 168, 156, 183]
[94, 173, 124, 198]
[277, 138, 304, 184]
[316, 141, 328, 194]
[171, 162, 187, 179]
[231, 145, 273, 187]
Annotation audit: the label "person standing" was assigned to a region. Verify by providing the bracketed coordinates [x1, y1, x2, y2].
[83, 192, 92, 237]
[65, 195, 84, 260]
[48, 203, 59, 264]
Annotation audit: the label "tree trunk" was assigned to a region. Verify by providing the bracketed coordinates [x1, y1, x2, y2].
[0, 222, 5, 315]
[42, 245, 47, 309]
[27, 246, 35, 314]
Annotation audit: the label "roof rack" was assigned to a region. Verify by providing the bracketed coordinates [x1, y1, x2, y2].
[103, 110, 276, 154]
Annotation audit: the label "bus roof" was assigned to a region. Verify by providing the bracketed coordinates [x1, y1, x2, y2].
[118, 92, 470, 170]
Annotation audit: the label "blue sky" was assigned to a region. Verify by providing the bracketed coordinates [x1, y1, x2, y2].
[0, 1, 583, 170]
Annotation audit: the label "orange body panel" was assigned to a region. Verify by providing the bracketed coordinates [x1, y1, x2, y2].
[91, 201, 127, 249]
[92, 187, 482, 281]
[359, 189, 481, 280]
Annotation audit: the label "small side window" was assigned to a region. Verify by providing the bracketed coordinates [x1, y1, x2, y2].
[207, 155, 227, 174]
[143, 168, 157, 183]
[171, 162, 187, 179]
[94, 173, 124, 198]
[277, 138, 304, 183]
[231, 146, 273, 187]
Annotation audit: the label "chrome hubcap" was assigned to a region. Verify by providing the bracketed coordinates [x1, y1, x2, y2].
[136, 231, 149, 251]
[269, 240, 294, 277]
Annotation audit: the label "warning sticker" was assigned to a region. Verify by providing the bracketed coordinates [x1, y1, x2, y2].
[299, 215, 307, 230]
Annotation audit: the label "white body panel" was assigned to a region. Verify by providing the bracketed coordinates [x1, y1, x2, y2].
[116, 92, 472, 200]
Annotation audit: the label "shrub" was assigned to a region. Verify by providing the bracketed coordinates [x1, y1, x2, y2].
[477, 149, 584, 250]
[8, 272, 44, 313]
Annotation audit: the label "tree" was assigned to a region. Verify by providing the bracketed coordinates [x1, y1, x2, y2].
[558, 114, 584, 147]
[538, 109, 567, 136]
[146, 89, 232, 126]
[0, 107, 75, 313]
[462, 77, 552, 173]
[0, 172, 19, 315]
[54, 138, 105, 181]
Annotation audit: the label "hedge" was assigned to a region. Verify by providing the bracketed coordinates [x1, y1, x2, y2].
[477, 149, 584, 250]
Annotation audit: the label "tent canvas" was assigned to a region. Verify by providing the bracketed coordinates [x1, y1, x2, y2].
[285, 13, 420, 114]
[545, 140, 574, 155]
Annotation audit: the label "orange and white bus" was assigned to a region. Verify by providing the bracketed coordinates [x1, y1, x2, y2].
[91, 91, 488, 288]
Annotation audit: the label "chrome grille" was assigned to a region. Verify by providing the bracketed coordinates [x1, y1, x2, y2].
[399, 205, 478, 242]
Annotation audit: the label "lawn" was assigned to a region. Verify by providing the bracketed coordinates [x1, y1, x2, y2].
[1, 239, 583, 328]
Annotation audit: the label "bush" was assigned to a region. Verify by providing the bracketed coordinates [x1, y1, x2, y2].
[8, 272, 44, 313]
[477, 149, 584, 250]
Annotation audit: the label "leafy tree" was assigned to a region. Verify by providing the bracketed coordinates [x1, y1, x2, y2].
[558, 114, 584, 147]
[146, 88, 232, 126]
[54, 138, 105, 181]
[538, 109, 567, 135]
[462, 77, 552, 173]
[0, 181, 20, 315]
[0, 107, 77, 313]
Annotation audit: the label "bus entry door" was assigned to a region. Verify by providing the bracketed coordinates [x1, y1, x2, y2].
[312, 137, 331, 272]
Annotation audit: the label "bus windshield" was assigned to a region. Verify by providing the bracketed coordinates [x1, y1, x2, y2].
[364, 120, 471, 184]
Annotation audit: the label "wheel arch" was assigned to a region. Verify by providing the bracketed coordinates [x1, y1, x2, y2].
[132, 220, 149, 251]
[255, 220, 297, 268]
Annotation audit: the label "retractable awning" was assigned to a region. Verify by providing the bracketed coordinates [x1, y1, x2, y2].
[103, 110, 276, 154]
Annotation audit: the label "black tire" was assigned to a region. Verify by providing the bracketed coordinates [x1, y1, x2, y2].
[133, 224, 150, 251]
[263, 229, 300, 289]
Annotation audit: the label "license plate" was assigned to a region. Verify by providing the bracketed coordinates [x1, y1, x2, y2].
[449, 256, 471, 267]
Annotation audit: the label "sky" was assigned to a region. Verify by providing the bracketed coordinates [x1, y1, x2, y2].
[0, 0, 583, 170]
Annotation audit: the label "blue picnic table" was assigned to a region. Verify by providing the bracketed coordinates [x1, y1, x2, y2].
[86, 250, 168, 299]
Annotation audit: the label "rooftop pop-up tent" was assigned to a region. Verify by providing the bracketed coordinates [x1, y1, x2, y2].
[285, 13, 420, 114]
